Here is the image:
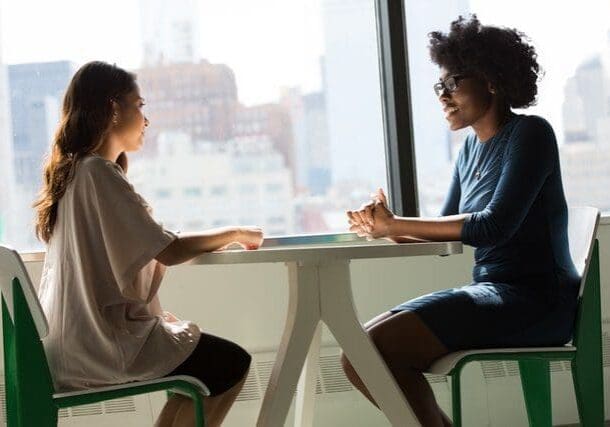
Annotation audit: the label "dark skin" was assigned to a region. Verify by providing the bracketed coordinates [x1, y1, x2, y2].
[341, 69, 513, 427]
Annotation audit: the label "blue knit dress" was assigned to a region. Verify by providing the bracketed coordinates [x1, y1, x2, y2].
[391, 114, 580, 351]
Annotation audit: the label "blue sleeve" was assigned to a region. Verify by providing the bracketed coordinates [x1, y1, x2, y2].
[440, 161, 461, 216]
[461, 117, 555, 247]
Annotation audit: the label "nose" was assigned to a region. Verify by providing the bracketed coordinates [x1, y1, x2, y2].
[438, 88, 451, 102]
[144, 116, 150, 127]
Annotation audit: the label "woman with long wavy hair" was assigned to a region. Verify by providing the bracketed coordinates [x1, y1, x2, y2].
[34, 61, 263, 427]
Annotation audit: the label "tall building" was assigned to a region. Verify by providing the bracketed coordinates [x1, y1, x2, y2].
[560, 33, 610, 212]
[8, 61, 75, 190]
[562, 56, 609, 143]
[0, 3, 15, 244]
[139, 0, 200, 66]
[233, 102, 296, 186]
[136, 61, 239, 149]
[280, 87, 331, 195]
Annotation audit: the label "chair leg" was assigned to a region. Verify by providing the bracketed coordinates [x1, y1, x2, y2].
[519, 360, 552, 427]
[451, 372, 462, 427]
[572, 357, 604, 427]
[191, 391, 205, 427]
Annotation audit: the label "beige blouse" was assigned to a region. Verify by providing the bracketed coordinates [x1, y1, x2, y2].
[38, 154, 200, 392]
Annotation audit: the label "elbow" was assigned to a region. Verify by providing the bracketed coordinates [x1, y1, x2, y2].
[462, 213, 511, 247]
[155, 238, 182, 266]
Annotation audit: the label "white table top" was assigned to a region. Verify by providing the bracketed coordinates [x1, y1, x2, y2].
[187, 240, 463, 265]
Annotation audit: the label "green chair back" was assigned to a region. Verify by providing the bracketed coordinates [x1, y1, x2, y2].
[0, 246, 57, 426]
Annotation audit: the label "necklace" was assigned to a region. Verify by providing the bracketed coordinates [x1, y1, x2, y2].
[474, 113, 514, 180]
[474, 146, 486, 180]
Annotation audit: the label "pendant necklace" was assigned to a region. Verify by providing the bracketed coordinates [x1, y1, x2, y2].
[474, 113, 513, 180]
[474, 144, 487, 180]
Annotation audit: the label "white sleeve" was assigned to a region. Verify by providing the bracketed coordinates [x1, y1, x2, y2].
[82, 158, 177, 303]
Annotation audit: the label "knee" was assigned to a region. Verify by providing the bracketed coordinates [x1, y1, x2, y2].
[368, 327, 425, 371]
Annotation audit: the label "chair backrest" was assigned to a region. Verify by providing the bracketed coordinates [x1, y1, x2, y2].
[0, 245, 48, 338]
[567, 207, 600, 297]
[567, 207, 601, 352]
[0, 245, 56, 425]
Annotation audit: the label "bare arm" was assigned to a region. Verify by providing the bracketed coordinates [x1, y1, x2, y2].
[387, 214, 469, 242]
[155, 227, 263, 266]
[348, 189, 467, 242]
[384, 235, 429, 244]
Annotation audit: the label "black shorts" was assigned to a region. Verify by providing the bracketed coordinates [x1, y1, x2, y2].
[166, 332, 251, 396]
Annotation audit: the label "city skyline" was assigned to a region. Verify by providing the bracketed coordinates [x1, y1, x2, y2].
[1, 0, 609, 251]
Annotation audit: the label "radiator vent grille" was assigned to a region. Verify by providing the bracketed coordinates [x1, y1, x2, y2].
[234, 350, 447, 402]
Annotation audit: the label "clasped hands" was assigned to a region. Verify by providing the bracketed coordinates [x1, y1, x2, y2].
[346, 188, 395, 240]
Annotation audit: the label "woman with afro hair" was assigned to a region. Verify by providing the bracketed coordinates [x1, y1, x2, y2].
[343, 15, 579, 426]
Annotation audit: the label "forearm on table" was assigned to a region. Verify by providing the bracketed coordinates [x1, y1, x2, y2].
[157, 227, 239, 265]
[388, 214, 469, 242]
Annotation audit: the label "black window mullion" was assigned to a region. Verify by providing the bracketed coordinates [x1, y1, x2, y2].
[375, 0, 419, 217]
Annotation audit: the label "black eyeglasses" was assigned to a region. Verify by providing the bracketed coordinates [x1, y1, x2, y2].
[433, 74, 468, 97]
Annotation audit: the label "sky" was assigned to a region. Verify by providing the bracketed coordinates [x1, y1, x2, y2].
[1, 0, 609, 130]
[0, 0, 325, 106]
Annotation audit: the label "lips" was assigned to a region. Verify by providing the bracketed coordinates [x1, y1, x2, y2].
[443, 105, 459, 120]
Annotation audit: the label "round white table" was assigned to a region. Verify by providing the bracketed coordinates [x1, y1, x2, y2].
[188, 239, 463, 427]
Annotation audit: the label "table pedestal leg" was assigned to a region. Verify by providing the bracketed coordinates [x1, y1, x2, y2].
[257, 263, 321, 427]
[294, 322, 322, 427]
[318, 261, 420, 427]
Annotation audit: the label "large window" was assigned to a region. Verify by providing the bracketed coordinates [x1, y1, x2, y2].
[405, 0, 610, 217]
[0, 0, 389, 251]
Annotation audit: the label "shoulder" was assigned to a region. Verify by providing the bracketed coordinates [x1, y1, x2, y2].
[77, 155, 126, 181]
[75, 155, 134, 195]
[79, 154, 122, 173]
[509, 114, 557, 150]
[512, 115, 555, 139]
[505, 115, 557, 171]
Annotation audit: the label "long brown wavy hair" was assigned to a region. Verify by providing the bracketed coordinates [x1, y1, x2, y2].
[34, 61, 137, 243]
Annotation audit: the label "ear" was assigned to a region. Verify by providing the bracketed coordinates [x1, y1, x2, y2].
[110, 100, 120, 124]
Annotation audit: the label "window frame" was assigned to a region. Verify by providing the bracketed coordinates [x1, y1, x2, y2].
[375, 0, 419, 218]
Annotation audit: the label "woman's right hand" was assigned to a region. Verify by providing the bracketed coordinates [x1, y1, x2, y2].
[347, 188, 390, 235]
[235, 226, 264, 250]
